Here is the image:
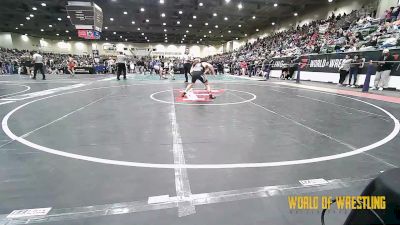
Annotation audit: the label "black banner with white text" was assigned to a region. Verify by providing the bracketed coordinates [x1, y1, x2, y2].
[271, 49, 400, 76]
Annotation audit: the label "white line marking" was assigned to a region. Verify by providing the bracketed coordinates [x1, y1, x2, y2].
[0, 95, 110, 151]
[151, 89, 257, 106]
[1, 83, 399, 169]
[7, 208, 51, 219]
[229, 83, 400, 168]
[97, 76, 117, 82]
[0, 84, 31, 98]
[253, 101, 357, 149]
[148, 195, 171, 204]
[20, 95, 110, 139]
[299, 178, 329, 186]
[269, 89, 388, 119]
[0, 174, 375, 224]
[0, 140, 14, 150]
[225, 74, 264, 81]
[363, 152, 397, 168]
[228, 91, 357, 150]
[170, 89, 196, 217]
[0, 101, 15, 106]
[3, 83, 87, 101]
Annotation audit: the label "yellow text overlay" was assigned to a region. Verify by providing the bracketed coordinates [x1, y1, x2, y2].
[288, 196, 386, 210]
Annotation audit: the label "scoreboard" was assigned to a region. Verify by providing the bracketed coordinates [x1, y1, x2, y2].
[77, 30, 101, 40]
[66, 1, 103, 32]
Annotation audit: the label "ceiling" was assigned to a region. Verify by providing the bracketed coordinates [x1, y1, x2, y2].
[0, 0, 345, 45]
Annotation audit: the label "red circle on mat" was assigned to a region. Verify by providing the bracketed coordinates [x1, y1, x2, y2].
[175, 89, 225, 103]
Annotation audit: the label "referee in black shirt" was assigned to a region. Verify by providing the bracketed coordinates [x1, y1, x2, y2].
[116, 52, 127, 80]
[31, 51, 45, 80]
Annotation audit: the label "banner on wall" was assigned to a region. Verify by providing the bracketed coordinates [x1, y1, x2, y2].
[271, 49, 400, 76]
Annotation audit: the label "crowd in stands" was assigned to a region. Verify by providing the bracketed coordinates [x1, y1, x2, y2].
[2, 4, 400, 78]
[0, 47, 192, 76]
[207, 5, 400, 76]
[0, 48, 93, 75]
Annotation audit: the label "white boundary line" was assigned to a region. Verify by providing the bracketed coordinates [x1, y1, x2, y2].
[265, 88, 388, 119]
[20, 95, 111, 139]
[228, 91, 357, 150]
[0, 101, 15, 106]
[1, 83, 399, 169]
[0, 84, 31, 99]
[151, 89, 257, 106]
[169, 89, 196, 216]
[252, 86, 397, 168]
[3, 83, 87, 101]
[0, 174, 376, 224]
[225, 74, 265, 81]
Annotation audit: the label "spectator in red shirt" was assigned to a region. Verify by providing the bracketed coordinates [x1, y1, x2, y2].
[240, 60, 248, 76]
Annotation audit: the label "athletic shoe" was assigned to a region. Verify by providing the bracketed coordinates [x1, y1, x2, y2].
[351, 85, 356, 88]
[184, 81, 188, 83]
[181, 92, 186, 97]
[370, 87, 377, 90]
[209, 94, 216, 99]
[378, 87, 384, 91]
[346, 85, 351, 87]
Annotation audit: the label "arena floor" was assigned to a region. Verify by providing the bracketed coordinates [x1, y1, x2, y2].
[0, 73, 399, 225]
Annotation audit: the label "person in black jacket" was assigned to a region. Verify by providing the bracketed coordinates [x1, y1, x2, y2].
[372, 49, 395, 91]
[348, 55, 363, 87]
[183, 56, 191, 83]
[288, 57, 299, 80]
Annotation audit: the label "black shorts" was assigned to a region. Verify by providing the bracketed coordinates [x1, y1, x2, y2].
[191, 72, 207, 84]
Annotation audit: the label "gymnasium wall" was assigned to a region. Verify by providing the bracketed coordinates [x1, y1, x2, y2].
[0, 32, 222, 57]
[376, 0, 398, 18]
[0, 33, 14, 49]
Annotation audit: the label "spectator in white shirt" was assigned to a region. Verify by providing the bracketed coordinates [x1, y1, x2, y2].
[168, 60, 175, 80]
[338, 55, 352, 86]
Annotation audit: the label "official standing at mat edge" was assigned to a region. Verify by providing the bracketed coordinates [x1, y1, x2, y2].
[31, 51, 46, 80]
[116, 52, 127, 80]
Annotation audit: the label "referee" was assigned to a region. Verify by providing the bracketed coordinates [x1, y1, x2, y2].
[183, 56, 191, 83]
[116, 52, 127, 80]
[31, 51, 45, 80]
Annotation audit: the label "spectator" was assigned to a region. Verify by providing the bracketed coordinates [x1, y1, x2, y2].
[384, 9, 392, 22]
[392, 5, 400, 21]
[281, 63, 289, 79]
[338, 55, 352, 86]
[348, 55, 363, 87]
[372, 49, 394, 91]
[240, 60, 248, 76]
[288, 57, 299, 80]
